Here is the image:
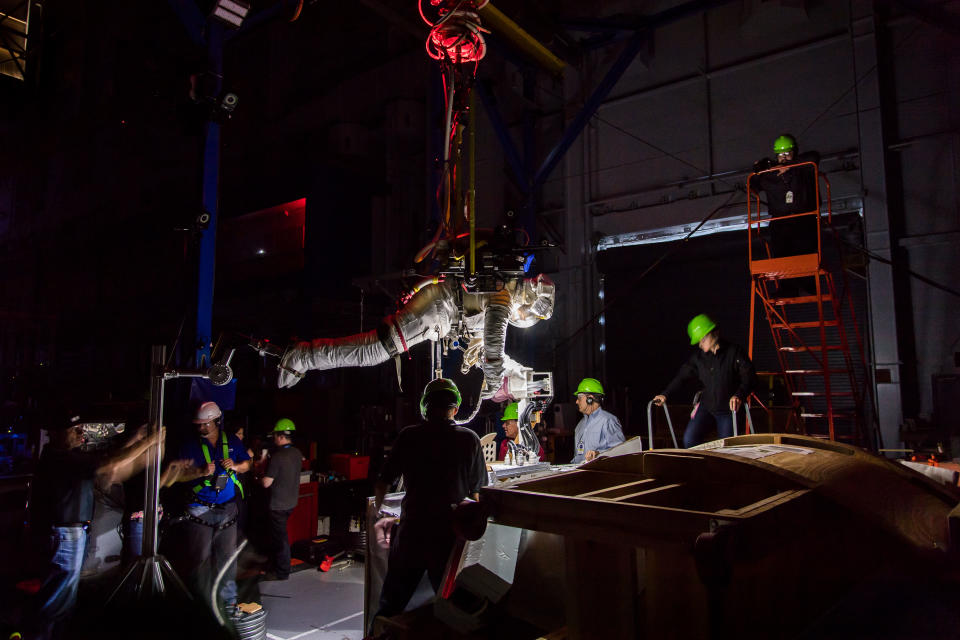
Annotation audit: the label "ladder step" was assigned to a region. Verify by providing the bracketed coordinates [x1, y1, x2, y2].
[771, 295, 832, 305]
[784, 369, 848, 375]
[779, 345, 843, 352]
[791, 391, 855, 397]
[771, 320, 839, 329]
[800, 412, 857, 419]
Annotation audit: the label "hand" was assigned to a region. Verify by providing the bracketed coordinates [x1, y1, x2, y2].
[585, 450, 598, 462]
[205, 462, 217, 476]
[653, 394, 666, 407]
[729, 396, 741, 412]
[374, 517, 398, 549]
[221, 458, 235, 472]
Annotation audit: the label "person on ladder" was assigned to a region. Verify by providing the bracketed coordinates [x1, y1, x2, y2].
[652, 315, 757, 448]
[752, 134, 822, 258]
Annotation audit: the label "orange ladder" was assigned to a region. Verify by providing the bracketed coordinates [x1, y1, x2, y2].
[746, 162, 868, 444]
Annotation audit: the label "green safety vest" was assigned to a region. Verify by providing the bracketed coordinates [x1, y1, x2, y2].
[193, 430, 245, 500]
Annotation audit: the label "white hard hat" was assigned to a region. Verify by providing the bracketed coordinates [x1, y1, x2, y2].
[193, 401, 222, 424]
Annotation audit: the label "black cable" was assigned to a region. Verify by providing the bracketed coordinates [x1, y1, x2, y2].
[553, 191, 743, 356]
[798, 20, 924, 137]
[838, 237, 960, 299]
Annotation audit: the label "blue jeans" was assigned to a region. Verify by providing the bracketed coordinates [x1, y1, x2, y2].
[27, 526, 87, 639]
[683, 407, 735, 448]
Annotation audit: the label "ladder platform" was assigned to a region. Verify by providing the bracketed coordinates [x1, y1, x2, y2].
[779, 345, 843, 352]
[771, 320, 839, 329]
[750, 254, 821, 277]
[770, 295, 832, 305]
[801, 412, 856, 419]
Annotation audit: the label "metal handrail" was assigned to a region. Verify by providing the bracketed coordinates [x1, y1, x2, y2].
[647, 400, 678, 450]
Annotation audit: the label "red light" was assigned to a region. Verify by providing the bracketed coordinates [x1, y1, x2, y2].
[284, 210, 289, 217]
[120, 120, 126, 125]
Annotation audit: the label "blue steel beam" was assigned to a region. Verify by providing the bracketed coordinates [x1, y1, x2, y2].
[166, 0, 206, 46]
[195, 23, 225, 367]
[533, 0, 736, 189]
[474, 81, 529, 194]
[532, 28, 648, 190]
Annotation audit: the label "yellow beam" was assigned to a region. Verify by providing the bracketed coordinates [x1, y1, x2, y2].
[480, 3, 567, 75]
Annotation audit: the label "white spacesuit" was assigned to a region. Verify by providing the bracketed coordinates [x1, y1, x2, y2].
[278, 275, 555, 399]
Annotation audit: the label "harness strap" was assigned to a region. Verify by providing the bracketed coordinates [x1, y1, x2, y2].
[195, 431, 245, 499]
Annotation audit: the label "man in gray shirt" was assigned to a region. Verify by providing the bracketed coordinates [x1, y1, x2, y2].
[261, 418, 304, 581]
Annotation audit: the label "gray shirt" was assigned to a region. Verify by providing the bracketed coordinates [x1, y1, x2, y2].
[571, 407, 625, 464]
[265, 445, 304, 511]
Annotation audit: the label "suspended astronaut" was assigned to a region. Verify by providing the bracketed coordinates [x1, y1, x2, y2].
[277, 274, 555, 403]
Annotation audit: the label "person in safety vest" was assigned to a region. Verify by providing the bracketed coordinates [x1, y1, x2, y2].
[166, 401, 251, 612]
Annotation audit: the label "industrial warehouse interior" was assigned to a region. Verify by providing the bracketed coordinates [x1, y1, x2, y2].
[1, 0, 959, 638]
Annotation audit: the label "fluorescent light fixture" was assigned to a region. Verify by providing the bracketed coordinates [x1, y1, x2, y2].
[596, 199, 862, 251]
[211, 0, 250, 28]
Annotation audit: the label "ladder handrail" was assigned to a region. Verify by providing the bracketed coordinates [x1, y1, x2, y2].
[646, 400, 678, 451]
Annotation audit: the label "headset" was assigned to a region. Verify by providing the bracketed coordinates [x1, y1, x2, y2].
[584, 394, 601, 406]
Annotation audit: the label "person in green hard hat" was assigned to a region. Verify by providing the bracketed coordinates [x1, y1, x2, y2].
[373, 378, 487, 622]
[260, 418, 304, 581]
[653, 314, 756, 448]
[498, 402, 544, 461]
[752, 134, 822, 262]
[571, 377, 625, 463]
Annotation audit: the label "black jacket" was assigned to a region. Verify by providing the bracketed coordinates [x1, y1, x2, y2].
[663, 340, 757, 414]
[752, 151, 821, 218]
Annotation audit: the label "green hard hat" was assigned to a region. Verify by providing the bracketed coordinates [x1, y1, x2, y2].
[420, 378, 462, 418]
[501, 402, 519, 421]
[773, 134, 796, 153]
[687, 314, 717, 345]
[273, 418, 296, 433]
[574, 377, 604, 396]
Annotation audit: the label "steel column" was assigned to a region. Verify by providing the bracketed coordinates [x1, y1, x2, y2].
[852, 3, 906, 452]
[195, 24, 224, 367]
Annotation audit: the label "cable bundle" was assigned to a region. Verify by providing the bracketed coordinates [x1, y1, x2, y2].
[420, 0, 490, 63]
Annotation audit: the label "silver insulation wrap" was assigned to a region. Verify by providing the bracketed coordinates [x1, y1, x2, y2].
[480, 291, 511, 398]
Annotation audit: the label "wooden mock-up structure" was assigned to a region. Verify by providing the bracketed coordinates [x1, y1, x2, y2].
[480, 434, 960, 639]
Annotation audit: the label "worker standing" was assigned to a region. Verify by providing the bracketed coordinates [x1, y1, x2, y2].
[653, 314, 757, 448]
[166, 401, 250, 612]
[498, 402, 544, 461]
[571, 378, 625, 463]
[260, 418, 304, 581]
[373, 378, 487, 620]
[752, 134, 822, 260]
[22, 409, 163, 640]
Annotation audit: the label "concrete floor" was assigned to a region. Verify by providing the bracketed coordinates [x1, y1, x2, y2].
[256, 561, 365, 640]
